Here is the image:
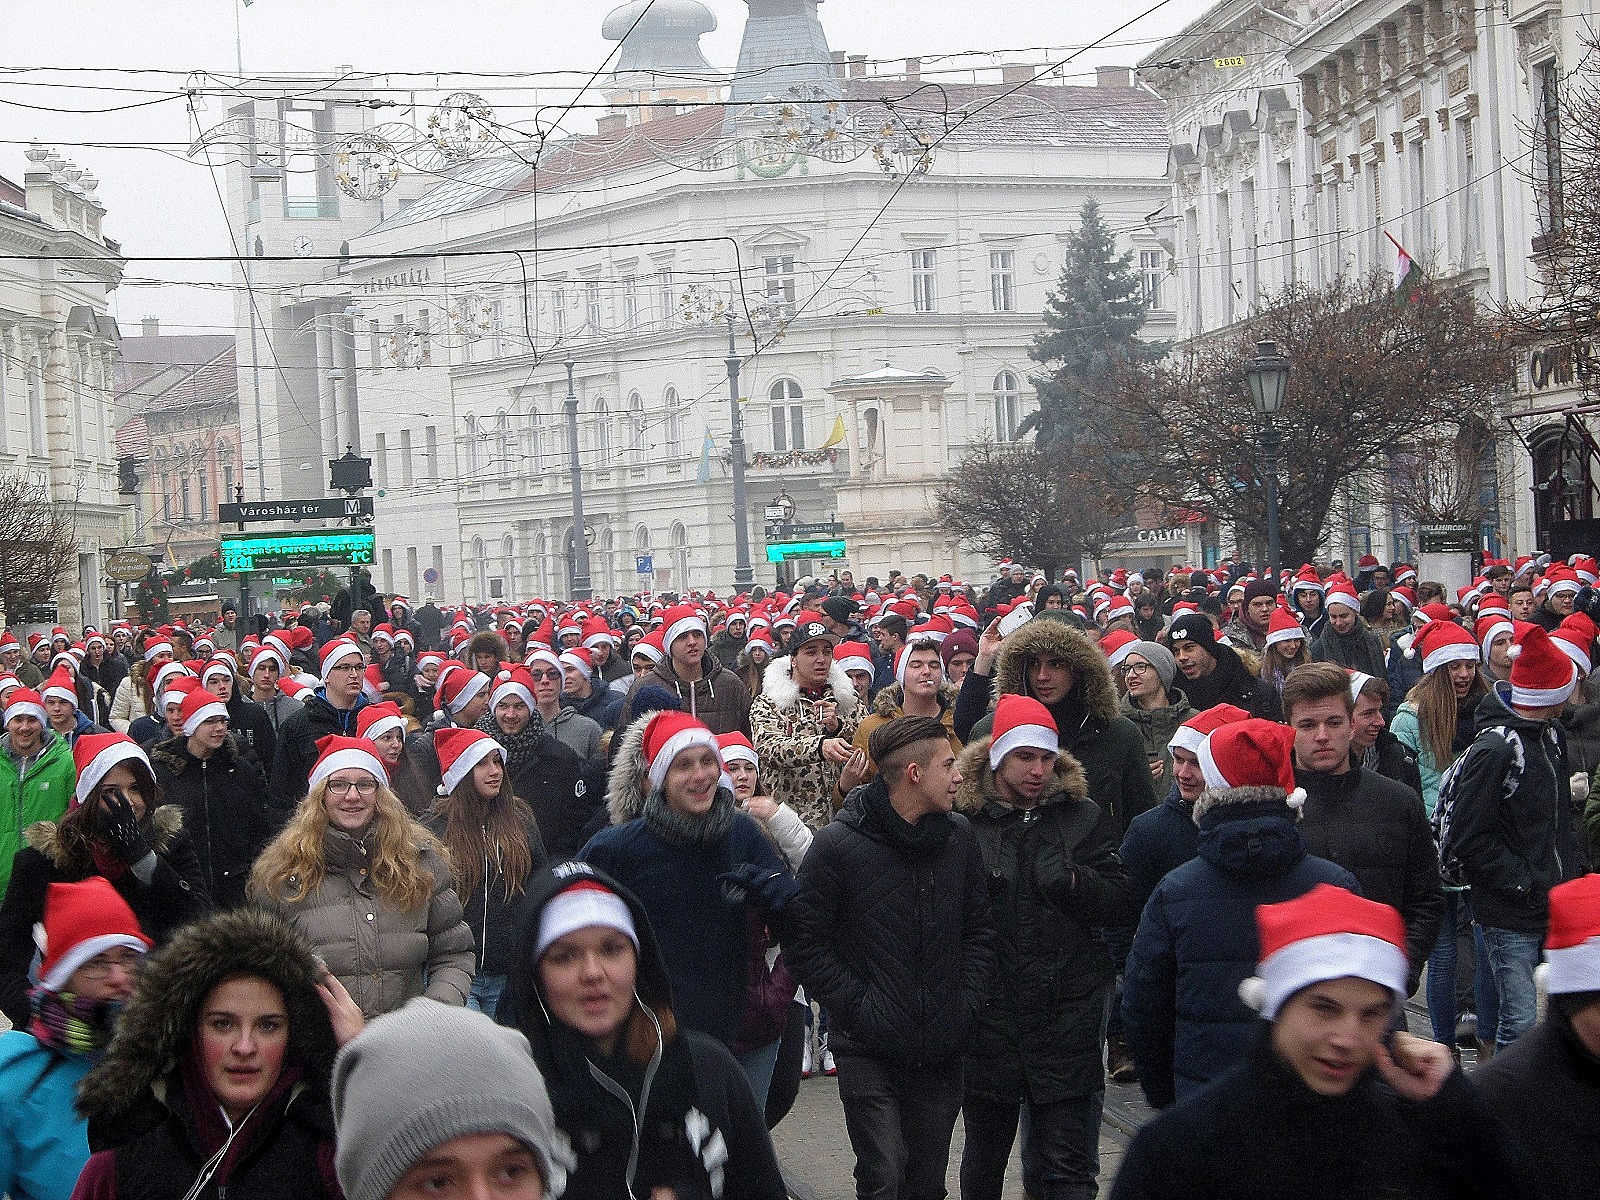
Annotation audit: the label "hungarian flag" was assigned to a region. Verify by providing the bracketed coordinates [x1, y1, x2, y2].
[1386, 231, 1424, 304]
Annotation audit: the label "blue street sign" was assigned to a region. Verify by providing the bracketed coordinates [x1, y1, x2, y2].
[636, 555, 654, 574]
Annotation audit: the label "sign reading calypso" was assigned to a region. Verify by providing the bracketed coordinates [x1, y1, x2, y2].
[1135, 528, 1188, 544]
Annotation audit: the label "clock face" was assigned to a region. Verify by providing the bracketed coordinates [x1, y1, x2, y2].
[293, 236, 313, 258]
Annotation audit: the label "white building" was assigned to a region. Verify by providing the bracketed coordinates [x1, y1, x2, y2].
[0, 149, 127, 629]
[1142, 0, 1595, 564]
[220, 0, 1175, 602]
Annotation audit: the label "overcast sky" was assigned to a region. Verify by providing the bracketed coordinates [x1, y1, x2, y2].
[2, 0, 1215, 334]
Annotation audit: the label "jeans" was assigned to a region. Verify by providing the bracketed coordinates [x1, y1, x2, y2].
[467, 971, 507, 1019]
[1479, 926, 1544, 1050]
[737, 1039, 781, 1114]
[960, 1092, 1103, 1200]
[836, 1053, 964, 1200]
[1425, 892, 1497, 1045]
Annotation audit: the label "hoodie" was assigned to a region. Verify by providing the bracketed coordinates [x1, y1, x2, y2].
[617, 650, 751, 736]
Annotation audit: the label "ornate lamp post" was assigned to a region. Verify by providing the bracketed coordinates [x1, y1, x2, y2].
[1246, 339, 1291, 582]
[564, 353, 592, 600]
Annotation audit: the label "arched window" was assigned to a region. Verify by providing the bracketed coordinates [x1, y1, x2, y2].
[663, 387, 682, 458]
[471, 536, 488, 601]
[993, 371, 1022, 442]
[634, 524, 652, 565]
[525, 408, 543, 472]
[198, 468, 209, 517]
[494, 410, 512, 478]
[532, 529, 548, 597]
[180, 475, 192, 520]
[594, 398, 612, 462]
[769, 379, 805, 452]
[466, 416, 481, 472]
[599, 527, 616, 597]
[218, 443, 235, 500]
[26, 356, 45, 456]
[627, 392, 646, 467]
[502, 534, 516, 599]
[671, 523, 689, 591]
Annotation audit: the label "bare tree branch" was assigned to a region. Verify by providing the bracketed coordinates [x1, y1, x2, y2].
[0, 472, 77, 622]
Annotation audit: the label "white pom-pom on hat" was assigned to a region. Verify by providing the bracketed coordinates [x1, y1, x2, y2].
[1285, 786, 1307, 812]
[1507, 642, 1523, 659]
[1238, 976, 1268, 1012]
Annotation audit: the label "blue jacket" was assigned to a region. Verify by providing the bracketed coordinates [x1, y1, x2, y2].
[1121, 783, 1202, 926]
[0, 1030, 92, 1200]
[1121, 796, 1358, 1108]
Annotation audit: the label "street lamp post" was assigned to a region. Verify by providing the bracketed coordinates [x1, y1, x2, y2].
[1246, 339, 1291, 583]
[725, 315, 754, 592]
[564, 353, 593, 600]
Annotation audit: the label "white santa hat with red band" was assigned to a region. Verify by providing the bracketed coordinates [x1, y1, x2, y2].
[717, 731, 759, 770]
[988, 694, 1059, 769]
[641, 710, 721, 792]
[35, 877, 151, 994]
[1100, 628, 1139, 670]
[536, 878, 639, 960]
[833, 642, 875, 679]
[4, 686, 47, 727]
[1238, 883, 1409, 1019]
[309, 735, 390, 793]
[1196, 718, 1307, 810]
[1508, 623, 1580, 709]
[72, 732, 151, 807]
[560, 648, 595, 682]
[1405, 619, 1481, 675]
[1539, 874, 1600, 995]
[490, 666, 536, 711]
[895, 641, 942, 689]
[319, 638, 364, 681]
[1167, 703, 1252, 759]
[434, 726, 506, 796]
[178, 687, 229, 737]
[436, 668, 489, 716]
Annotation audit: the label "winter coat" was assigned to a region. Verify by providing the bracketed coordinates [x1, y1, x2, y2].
[748, 658, 863, 831]
[107, 677, 146, 734]
[224, 693, 277, 776]
[497, 731, 603, 861]
[850, 681, 963, 786]
[561, 685, 621, 732]
[252, 688, 307, 745]
[422, 811, 546, 977]
[73, 909, 341, 1200]
[0, 731, 76, 896]
[954, 735, 1132, 1104]
[1386, 635, 1424, 719]
[541, 705, 603, 761]
[498, 864, 787, 1200]
[149, 735, 276, 908]
[1108, 1026, 1528, 1200]
[954, 617, 1159, 844]
[618, 651, 751, 735]
[1293, 764, 1443, 992]
[255, 828, 474, 1018]
[0, 808, 208, 1029]
[1447, 684, 1584, 935]
[710, 629, 747, 667]
[1560, 670, 1600, 779]
[1121, 791, 1358, 1108]
[784, 777, 997, 1069]
[268, 689, 369, 809]
[581, 718, 789, 1047]
[1474, 1003, 1600, 1200]
[1390, 695, 1480, 817]
[0, 1030, 93, 1200]
[81, 654, 128, 718]
[1177, 642, 1281, 721]
[1118, 783, 1200, 933]
[1119, 688, 1197, 786]
[1310, 617, 1388, 677]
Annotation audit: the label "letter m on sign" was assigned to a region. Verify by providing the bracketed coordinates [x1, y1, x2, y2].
[344, 499, 360, 516]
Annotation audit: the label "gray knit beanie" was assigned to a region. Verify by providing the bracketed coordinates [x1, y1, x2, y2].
[1127, 640, 1176, 691]
[332, 998, 569, 1200]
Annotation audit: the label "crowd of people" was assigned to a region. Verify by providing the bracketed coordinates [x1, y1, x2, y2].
[0, 549, 1598, 1199]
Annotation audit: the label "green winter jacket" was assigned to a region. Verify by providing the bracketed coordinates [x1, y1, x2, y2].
[0, 732, 75, 896]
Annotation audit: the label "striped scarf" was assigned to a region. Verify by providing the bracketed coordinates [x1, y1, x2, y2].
[28, 987, 119, 1060]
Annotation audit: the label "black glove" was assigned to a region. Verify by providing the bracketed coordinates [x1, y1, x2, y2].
[719, 863, 804, 916]
[1035, 839, 1077, 903]
[99, 791, 152, 866]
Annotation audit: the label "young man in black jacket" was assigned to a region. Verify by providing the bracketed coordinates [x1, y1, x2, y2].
[787, 715, 996, 1200]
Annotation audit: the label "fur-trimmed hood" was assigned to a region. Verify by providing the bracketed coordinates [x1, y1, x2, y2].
[760, 655, 861, 717]
[606, 712, 656, 823]
[1191, 784, 1299, 827]
[870, 679, 961, 718]
[76, 907, 337, 1122]
[24, 804, 184, 872]
[993, 618, 1118, 724]
[952, 733, 1091, 815]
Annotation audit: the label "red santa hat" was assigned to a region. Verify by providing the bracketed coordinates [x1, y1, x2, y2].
[833, 641, 875, 679]
[356, 700, 407, 742]
[4, 686, 47, 727]
[1508, 623, 1580, 709]
[491, 665, 537, 711]
[1475, 613, 1515, 664]
[1323, 583, 1361, 613]
[525, 647, 563, 676]
[72, 732, 151, 808]
[559, 648, 595, 683]
[1099, 628, 1140, 671]
[361, 665, 388, 703]
[581, 618, 615, 651]
[370, 624, 394, 648]
[41, 665, 79, 709]
[1552, 613, 1598, 675]
[535, 875, 638, 960]
[1195, 718, 1306, 812]
[660, 604, 707, 651]
[633, 629, 666, 665]
[1405, 619, 1480, 675]
[640, 710, 720, 792]
[434, 726, 506, 796]
[1539, 873, 1600, 995]
[435, 667, 489, 718]
[1264, 607, 1307, 650]
[178, 686, 229, 737]
[894, 641, 943, 689]
[717, 731, 759, 771]
[319, 637, 364, 681]
[988, 694, 1059, 770]
[200, 659, 235, 688]
[1238, 884, 1409, 1019]
[309, 734, 390, 793]
[1167, 703, 1252, 760]
[35, 877, 151, 994]
[280, 677, 313, 702]
[249, 644, 287, 677]
[141, 636, 174, 663]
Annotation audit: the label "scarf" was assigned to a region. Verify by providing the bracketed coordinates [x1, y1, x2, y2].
[861, 778, 952, 859]
[642, 786, 736, 849]
[474, 710, 547, 777]
[28, 988, 121, 1060]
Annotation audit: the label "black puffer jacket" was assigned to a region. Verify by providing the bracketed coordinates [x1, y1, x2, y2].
[785, 778, 997, 1068]
[224, 693, 278, 776]
[955, 735, 1132, 1104]
[1365, 731, 1424, 800]
[269, 688, 369, 810]
[954, 616, 1159, 842]
[150, 734, 276, 908]
[421, 811, 547, 977]
[1294, 764, 1444, 990]
[1448, 685, 1584, 934]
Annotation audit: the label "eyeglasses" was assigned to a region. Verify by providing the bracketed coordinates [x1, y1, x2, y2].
[1119, 661, 1156, 677]
[326, 778, 379, 797]
[77, 948, 141, 980]
[529, 669, 562, 682]
[328, 662, 365, 674]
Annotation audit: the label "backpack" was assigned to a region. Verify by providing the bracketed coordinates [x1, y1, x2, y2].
[1433, 724, 1525, 887]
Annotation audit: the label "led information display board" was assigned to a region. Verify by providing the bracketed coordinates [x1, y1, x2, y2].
[221, 530, 376, 572]
[765, 539, 847, 563]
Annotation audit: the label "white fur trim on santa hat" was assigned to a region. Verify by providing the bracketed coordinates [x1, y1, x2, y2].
[1550, 577, 1582, 597]
[41, 679, 77, 706]
[309, 746, 389, 793]
[559, 651, 593, 682]
[74, 740, 148, 807]
[663, 610, 707, 650]
[526, 649, 563, 674]
[1543, 937, 1600, 995]
[181, 700, 228, 737]
[1479, 620, 1513, 665]
[536, 885, 639, 959]
[989, 723, 1059, 770]
[1420, 640, 1480, 675]
[836, 649, 874, 678]
[1242, 931, 1409, 1019]
[719, 741, 759, 769]
[4, 696, 46, 727]
[490, 677, 535, 712]
[441, 736, 503, 796]
[1168, 725, 1207, 759]
[39, 931, 149, 993]
[647, 726, 721, 792]
[1324, 590, 1361, 613]
[319, 640, 364, 681]
[249, 646, 287, 677]
[1511, 664, 1579, 710]
[362, 711, 407, 742]
[1265, 622, 1307, 649]
[1196, 733, 1230, 790]
[443, 670, 489, 715]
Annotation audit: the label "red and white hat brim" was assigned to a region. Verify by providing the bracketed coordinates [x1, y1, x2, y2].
[320, 641, 364, 680]
[1265, 625, 1307, 650]
[1248, 931, 1409, 1019]
[1511, 662, 1579, 710]
[75, 740, 149, 807]
[310, 746, 390, 793]
[646, 726, 720, 792]
[361, 712, 408, 741]
[490, 680, 536, 712]
[181, 701, 228, 737]
[664, 613, 707, 649]
[444, 671, 489, 715]
[441, 737, 504, 796]
[1422, 641, 1480, 675]
[5, 700, 47, 727]
[837, 654, 874, 678]
[989, 723, 1059, 770]
[1543, 935, 1600, 995]
[40, 932, 149, 993]
[1168, 725, 1207, 759]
